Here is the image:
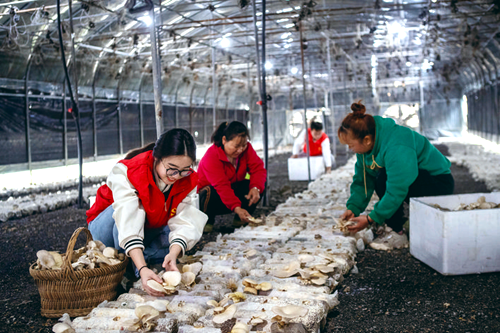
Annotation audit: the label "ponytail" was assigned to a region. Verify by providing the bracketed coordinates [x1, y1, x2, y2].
[124, 142, 156, 160]
[211, 121, 249, 147]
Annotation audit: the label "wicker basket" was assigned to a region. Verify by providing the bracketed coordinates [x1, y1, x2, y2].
[29, 227, 128, 318]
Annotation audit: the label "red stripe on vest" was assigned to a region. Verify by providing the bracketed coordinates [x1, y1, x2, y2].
[86, 151, 197, 229]
[303, 128, 328, 156]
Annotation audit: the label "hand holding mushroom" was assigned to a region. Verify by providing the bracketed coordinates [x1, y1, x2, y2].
[162, 244, 182, 272]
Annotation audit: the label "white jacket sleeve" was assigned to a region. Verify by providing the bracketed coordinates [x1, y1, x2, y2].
[292, 129, 306, 155]
[321, 138, 332, 168]
[107, 163, 146, 256]
[168, 188, 208, 257]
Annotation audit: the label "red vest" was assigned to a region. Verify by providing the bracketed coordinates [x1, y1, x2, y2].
[86, 151, 198, 229]
[303, 129, 329, 156]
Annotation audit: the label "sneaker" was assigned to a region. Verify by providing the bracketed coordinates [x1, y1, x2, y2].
[203, 223, 213, 233]
[369, 227, 409, 251]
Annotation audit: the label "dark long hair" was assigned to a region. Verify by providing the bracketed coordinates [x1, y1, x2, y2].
[211, 121, 250, 147]
[124, 128, 196, 162]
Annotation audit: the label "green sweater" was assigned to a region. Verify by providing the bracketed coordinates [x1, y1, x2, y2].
[346, 116, 451, 225]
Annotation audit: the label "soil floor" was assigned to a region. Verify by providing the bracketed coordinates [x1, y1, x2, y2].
[1, 147, 499, 333]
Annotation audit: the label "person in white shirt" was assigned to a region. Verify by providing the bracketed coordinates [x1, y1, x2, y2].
[87, 129, 207, 296]
[291, 121, 335, 173]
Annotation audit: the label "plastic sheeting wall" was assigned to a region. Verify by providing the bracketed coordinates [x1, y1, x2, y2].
[467, 85, 500, 143]
[0, 92, 247, 169]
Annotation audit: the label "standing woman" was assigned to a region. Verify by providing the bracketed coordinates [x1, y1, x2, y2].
[86, 129, 207, 296]
[198, 121, 267, 231]
[338, 101, 454, 249]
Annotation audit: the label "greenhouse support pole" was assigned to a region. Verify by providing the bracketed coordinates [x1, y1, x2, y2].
[63, 83, 68, 165]
[24, 56, 32, 177]
[150, 5, 163, 138]
[251, 0, 262, 97]
[419, 80, 424, 134]
[117, 77, 123, 155]
[212, 47, 217, 131]
[260, 0, 269, 206]
[91, 62, 98, 160]
[139, 74, 145, 147]
[203, 86, 210, 144]
[299, 22, 311, 183]
[326, 36, 336, 163]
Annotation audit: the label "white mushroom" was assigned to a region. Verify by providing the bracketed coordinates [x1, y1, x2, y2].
[298, 254, 315, 263]
[244, 286, 258, 295]
[135, 305, 160, 322]
[181, 271, 196, 286]
[37, 250, 55, 270]
[162, 271, 182, 287]
[272, 261, 301, 278]
[146, 280, 166, 294]
[231, 322, 250, 333]
[141, 300, 169, 312]
[272, 305, 308, 320]
[52, 323, 75, 333]
[48, 252, 63, 270]
[102, 247, 118, 258]
[182, 262, 202, 276]
[213, 304, 237, 324]
[206, 300, 219, 308]
[258, 282, 272, 291]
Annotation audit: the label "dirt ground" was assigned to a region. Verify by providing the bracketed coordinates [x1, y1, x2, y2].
[0, 148, 499, 333]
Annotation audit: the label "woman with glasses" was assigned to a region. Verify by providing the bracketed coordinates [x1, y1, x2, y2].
[197, 121, 267, 232]
[86, 129, 207, 296]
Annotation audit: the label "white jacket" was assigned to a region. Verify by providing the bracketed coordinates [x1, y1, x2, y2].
[107, 163, 207, 257]
[292, 129, 333, 168]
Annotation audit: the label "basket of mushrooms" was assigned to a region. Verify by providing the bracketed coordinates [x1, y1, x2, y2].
[29, 227, 128, 318]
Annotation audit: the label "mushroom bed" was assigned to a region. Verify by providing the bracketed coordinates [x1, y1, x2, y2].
[60, 157, 367, 333]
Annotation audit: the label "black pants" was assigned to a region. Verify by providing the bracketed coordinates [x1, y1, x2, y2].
[199, 180, 261, 225]
[375, 168, 454, 232]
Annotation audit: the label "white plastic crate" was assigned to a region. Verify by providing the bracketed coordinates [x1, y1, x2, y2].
[410, 192, 500, 275]
[288, 156, 325, 181]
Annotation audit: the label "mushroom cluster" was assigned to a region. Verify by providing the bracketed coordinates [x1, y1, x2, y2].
[271, 304, 309, 329]
[242, 278, 272, 295]
[124, 304, 164, 332]
[52, 314, 75, 333]
[34, 240, 124, 271]
[271, 253, 347, 286]
[231, 321, 250, 333]
[146, 269, 197, 295]
[333, 218, 356, 234]
[247, 216, 264, 225]
[432, 196, 500, 211]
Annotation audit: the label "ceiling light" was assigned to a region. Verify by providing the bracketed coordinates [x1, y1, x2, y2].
[220, 37, 230, 48]
[265, 62, 273, 70]
[291, 67, 298, 74]
[281, 32, 291, 39]
[406, 61, 412, 67]
[138, 15, 152, 26]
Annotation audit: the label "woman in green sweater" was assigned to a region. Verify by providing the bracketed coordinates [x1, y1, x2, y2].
[339, 101, 454, 249]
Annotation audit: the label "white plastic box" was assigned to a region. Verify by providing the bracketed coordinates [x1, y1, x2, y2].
[410, 192, 500, 275]
[288, 156, 325, 181]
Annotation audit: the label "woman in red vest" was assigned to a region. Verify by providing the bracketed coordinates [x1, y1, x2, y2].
[197, 121, 267, 232]
[291, 121, 334, 173]
[86, 129, 207, 296]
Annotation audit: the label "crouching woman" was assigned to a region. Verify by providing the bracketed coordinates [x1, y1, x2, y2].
[197, 121, 267, 231]
[86, 129, 207, 296]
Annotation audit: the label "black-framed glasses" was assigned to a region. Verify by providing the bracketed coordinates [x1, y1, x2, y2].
[161, 160, 193, 178]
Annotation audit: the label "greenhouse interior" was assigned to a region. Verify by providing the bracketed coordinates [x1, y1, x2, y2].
[0, 0, 499, 332]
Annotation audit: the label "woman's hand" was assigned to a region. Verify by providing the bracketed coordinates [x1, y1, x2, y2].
[340, 209, 355, 221]
[163, 244, 182, 272]
[347, 215, 371, 233]
[234, 207, 251, 223]
[140, 267, 165, 297]
[245, 188, 260, 206]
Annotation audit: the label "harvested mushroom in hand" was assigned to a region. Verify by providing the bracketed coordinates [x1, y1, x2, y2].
[248, 216, 264, 225]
